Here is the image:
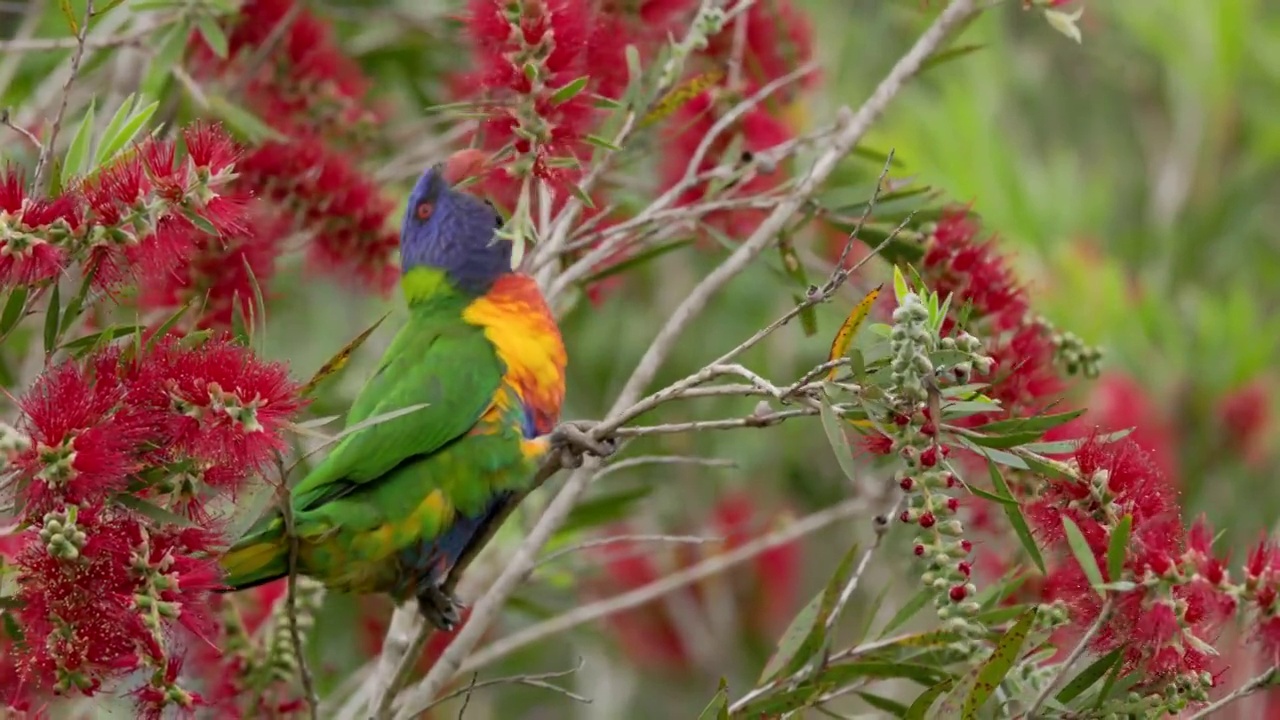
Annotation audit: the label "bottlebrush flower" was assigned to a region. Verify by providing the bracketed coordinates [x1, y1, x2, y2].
[588, 492, 800, 671]
[1029, 436, 1230, 683]
[189, 0, 399, 295]
[0, 168, 78, 287]
[919, 210, 1065, 418]
[1217, 380, 1272, 468]
[130, 333, 307, 493]
[138, 203, 288, 330]
[1042, 372, 1180, 487]
[458, 0, 613, 201]
[8, 503, 218, 701]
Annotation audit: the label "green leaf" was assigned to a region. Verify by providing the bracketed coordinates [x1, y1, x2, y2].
[818, 661, 948, 687]
[549, 76, 590, 106]
[146, 297, 195, 351]
[988, 461, 1046, 575]
[60, 325, 143, 355]
[96, 96, 159, 165]
[230, 293, 251, 347]
[892, 264, 910, 304]
[919, 43, 986, 74]
[818, 398, 860, 484]
[113, 494, 195, 528]
[42, 284, 61, 357]
[59, 264, 98, 336]
[903, 679, 953, 720]
[207, 95, 286, 144]
[299, 313, 389, 398]
[1062, 516, 1105, 597]
[241, 255, 267, 351]
[966, 484, 1018, 506]
[1021, 428, 1133, 455]
[975, 409, 1086, 436]
[0, 286, 29, 337]
[141, 21, 189, 98]
[856, 691, 910, 716]
[194, 13, 229, 58]
[1107, 515, 1131, 584]
[961, 429, 1046, 450]
[584, 133, 622, 151]
[960, 438, 1030, 470]
[961, 608, 1037, 718]
[1092, 647, 1128, 709]
[62, 99, 96, 185]
[697, 678, 729, 720]
[880, 587, 931, 636]
[759, 542, 861, 683]
[1056, 648, 1122, 704]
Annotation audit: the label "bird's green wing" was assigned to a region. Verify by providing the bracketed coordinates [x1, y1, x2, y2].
[292, 310, 504, 510]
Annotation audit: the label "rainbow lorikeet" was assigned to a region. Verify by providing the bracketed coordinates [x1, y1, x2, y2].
[218, 153, 611, 629]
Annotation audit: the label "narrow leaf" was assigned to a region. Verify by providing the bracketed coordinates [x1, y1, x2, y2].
[146, 297, 195, 351]
[96, 98, 159, 165]
[60, 325, 143, 355]
[583, 133, 621, 151]
[697, 678, 729, 720]
[856, 691, 909, 716]
[966, 484, 1018, 506]
[1057, 648, 1122, 704]
[58, 0, 79, 34]
[141, 21, 189, 98]
[919, 44, 986, 74]
[818, 398, 859, 484]
[241, 255, 267, 352]
[0, 286, 29, 337]
[759, 542, 861, 683]
[962, 429, 1046, 450]
[880, 587, 931, 637]
[62, 99, 96, 185]
[826, 284, 882, 380]
[988, 461, 1046, 575]
[549, 76, 590, 106]
[892, 264, 910, 304]
[42, 284, 61, 357]
[194, 14, 229, 58]
[904, 679, 953, 720]
[1107, 515, 1131, 584]
[208, 95, 286, 143]
[1062, 516, 1105, 596]
[299, 313, 390, 397]
[961, 608, 1037, 718]
[976, 409, 1086, 436]
[113, 494, 195, 528]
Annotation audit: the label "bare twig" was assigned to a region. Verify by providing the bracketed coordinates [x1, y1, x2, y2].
[30, 0, 94, 195]
[1186, 665, 1280, 720]
[535, 533, 721, 568]
[422, 660, 590, 715]
[0, 24, 158, 53]
[594, 454, 737, 479]
[1025, 601, 1113, 717]
[0, 109, 41, 151]
[276, 461, 318, 720]
[454, 498, 868, 677]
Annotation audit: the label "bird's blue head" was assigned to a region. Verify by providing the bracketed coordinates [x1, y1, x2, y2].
[399, 156, 510, 299]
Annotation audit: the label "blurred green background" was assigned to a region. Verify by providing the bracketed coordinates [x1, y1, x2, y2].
[3, 0, 1280, 717]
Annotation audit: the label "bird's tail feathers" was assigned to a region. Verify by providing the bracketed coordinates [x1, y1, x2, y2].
[218, 516, 289, 593]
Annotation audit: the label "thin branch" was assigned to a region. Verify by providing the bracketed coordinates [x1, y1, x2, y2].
[536, 533, 722, 568]
[1025, 601, 1114, 717]
[276, 460, 318, 720]
[422, 660, 590, 715]
[31, 0, 95, 194]
[453, 498, 868, 678]
[0, 109, 41, 151]
[1184, 665, 1280, 719]
[614, 408, 816, 436]
[0, 24, 157, 52]
[594, 454, 737, 479]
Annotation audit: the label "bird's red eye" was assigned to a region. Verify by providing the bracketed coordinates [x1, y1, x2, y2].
[416, 201, 434, 220]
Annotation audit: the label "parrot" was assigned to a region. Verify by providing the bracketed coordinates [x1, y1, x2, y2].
[217, 151, 611, 629]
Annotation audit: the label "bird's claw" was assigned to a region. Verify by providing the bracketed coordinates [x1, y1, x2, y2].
[550, 420, 617, 469]
[417, 584, 464, 632]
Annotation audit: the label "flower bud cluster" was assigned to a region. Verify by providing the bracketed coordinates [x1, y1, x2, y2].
[256, 577, 326, 685]
[1048, 323, 1103, 378]
[885, 291, 999, 639]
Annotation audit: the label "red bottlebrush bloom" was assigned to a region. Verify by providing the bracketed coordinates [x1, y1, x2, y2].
[1043, 373, 1180, 487]
[0, 168, 78, 287]
[859, 431, 894, 456]
[457, 0, 613, 200]
[132, 334, 306, 489]
[133, 656, 204, 720]
[1217, 380, 1272, 467]
[138, 203, 288, 330]
[919, 210, 1065, 419]
[235, 140, 399, 292]
[8, 351, 151, 514]
[703, 0, 818, 97]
